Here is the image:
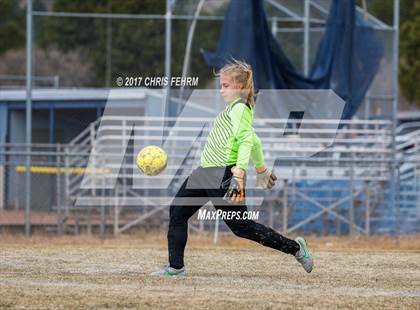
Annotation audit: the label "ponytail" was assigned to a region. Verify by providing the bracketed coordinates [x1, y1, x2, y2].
[216, 59, 256, 107]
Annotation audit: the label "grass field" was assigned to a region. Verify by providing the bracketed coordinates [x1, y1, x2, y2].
[1, 233, 420, 309]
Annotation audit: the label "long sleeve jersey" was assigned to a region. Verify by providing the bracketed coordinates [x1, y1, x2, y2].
[200, 96, 265, 170]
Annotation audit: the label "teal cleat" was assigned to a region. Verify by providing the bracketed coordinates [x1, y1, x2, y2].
[150, 265, 186, 277]
[294, 237, 314, 273]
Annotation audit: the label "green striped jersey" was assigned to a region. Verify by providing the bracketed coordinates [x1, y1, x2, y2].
[200, 97, 265, 170]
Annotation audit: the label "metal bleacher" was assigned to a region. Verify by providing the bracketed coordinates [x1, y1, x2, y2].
[51, 113, 420, 236]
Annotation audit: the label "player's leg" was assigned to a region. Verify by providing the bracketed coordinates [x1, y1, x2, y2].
[167, 208, 202, 269]
[151, 171, 209, 276]
[216, 204, 313, 273]
[215, 203, 300, 254]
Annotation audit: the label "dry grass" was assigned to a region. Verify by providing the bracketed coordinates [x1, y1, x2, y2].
[1, 232, 420, 309]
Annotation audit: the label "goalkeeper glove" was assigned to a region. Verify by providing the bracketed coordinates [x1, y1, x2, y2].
[256, 167, 277, 189]
[223, 166, 245, 203]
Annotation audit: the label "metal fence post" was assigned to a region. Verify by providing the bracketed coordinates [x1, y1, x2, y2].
[303, 0, 310, 75]
[391, 0, 400, 237]
[349, 152, 355, 236]
[282, 179, 288, 234]
[269, 203, 274, 228]
[271, 16, 277, 35]
[25, 0, 33, 237]
[396, 164, 401, 240]
[213, 216, 219, 244]
[100, 204, 106, 238]
[114, 191, 119, 236]
[56, 144, 63, 234]
[64, 146, 70, 219]
[365, 180, 370, 235]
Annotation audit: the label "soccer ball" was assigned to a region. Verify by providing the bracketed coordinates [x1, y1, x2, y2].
[136, 145, 168, 176]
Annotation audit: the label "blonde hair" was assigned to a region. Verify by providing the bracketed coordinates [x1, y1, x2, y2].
[216, 59, 256, 107]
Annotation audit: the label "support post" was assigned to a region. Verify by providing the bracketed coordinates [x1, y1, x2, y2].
[349, 153, 355, 236]
[25, 0, 33, 236]
[57, 144, 63, 234]
[100, 205, 105, 238]
[165, 0, 173, 117]
[365, 181, 370, 235]
[303, 0, 310, 75]
[269, 203, 274, 228]
[391, 0, 400, 238]
[48, 108, 55, 212]
[282, 179, 288, 234]
[271, 16, 277, 36]
[213, 216, 219, 244]
[114, 202, 119, 236]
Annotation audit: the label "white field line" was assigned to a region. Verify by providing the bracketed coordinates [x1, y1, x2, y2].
[1, 278, 420, 299]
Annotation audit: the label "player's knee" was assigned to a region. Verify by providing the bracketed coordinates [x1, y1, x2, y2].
[169, 216, 186, 227]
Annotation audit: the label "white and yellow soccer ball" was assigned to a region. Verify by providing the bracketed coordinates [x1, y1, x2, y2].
[136, 145, 168, 176]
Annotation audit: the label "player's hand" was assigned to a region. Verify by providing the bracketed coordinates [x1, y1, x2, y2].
[256, 166, 277, 190]
[223, 166, 245, 203]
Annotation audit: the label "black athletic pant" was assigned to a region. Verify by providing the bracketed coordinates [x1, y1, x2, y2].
[167, 165, 300, 269]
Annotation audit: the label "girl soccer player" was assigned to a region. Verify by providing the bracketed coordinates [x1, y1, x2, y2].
[151, 60, 313, 276]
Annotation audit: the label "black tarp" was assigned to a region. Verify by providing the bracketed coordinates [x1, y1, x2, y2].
[202, 0, 383, 119]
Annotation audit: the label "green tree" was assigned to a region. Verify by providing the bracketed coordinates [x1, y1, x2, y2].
[37, 0, 106, 52]
[0, 0, 47, 55]
[399, 2, 420, 106]
[0, 0, 25, 54]
[361, 0, 416, 26]
[93, 0, 166, 86]
[362, 0, 419, 106]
